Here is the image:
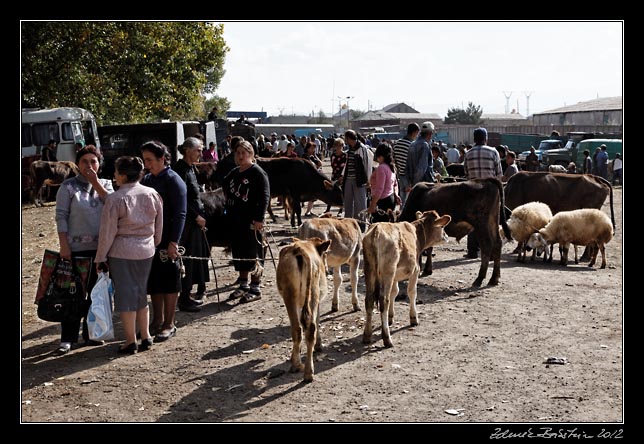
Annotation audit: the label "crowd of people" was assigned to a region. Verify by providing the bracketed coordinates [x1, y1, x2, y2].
[46, 123, 622, 356]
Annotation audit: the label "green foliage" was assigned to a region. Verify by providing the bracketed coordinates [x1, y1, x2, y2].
[444, 102, 483, 124]
[22, 22, 229, 125]
[203, 95, 231, 120]
[350, 109, 366, 120]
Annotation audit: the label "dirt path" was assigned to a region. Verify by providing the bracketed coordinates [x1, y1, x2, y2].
[20, 181, 622, 424]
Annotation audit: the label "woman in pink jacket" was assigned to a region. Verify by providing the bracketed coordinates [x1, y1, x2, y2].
[367, 144, 400, 215]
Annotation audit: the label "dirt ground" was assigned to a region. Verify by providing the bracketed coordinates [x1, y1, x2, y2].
[20, 175, 623, 425]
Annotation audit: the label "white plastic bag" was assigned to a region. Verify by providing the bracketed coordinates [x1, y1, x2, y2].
[87, 272, 114, 341]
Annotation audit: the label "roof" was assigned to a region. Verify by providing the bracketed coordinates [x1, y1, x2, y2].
[354, 111, 442, 121]
[482, 113, 527, 120]
[535, 96, 622, 115]
[382, 102, 419, 113]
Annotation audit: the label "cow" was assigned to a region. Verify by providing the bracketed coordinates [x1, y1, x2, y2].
[277, 237, 332, 382]
[193, 162, 218, 191]
[29, 160, 80, 206]
[298, 217, 362, 312]
[504, 172, 615, 261]
[400, 178, 512, 287]
[362, 210, 451, 348]
[200, 188, 265, 280]
[214, 154, 344, 227]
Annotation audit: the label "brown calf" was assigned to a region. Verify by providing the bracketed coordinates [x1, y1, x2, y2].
[362, 210, 451, 348]
[277, 237, 332, 382]
[298, 217, 362, 312]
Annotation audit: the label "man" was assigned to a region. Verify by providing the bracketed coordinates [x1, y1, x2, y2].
[41, 139, 58, 162]
[219, 135, 232, 158]
[341, 130, 373, 222]
[525, 146, 539, 172]
[582, 149, 592, 174]
[463, 127, 502, 258]
[596, 144, 609, 180]
[393, 123, 420, 206]
[502, 151, 519, 182]
[446, 143, 460, 165]
[207, 106, 218, 121]
[405, 121, 435, 191]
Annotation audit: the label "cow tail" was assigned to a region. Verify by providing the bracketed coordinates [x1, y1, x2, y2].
[298, 251, 314, 329]
[494, 178, 513, 241]
[594, 176, 616, 231]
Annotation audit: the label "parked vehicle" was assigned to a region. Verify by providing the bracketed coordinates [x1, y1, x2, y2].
[517, 139, 565, 170]
[542, 136, 622, 170]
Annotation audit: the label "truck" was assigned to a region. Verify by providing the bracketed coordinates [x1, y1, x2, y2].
[540, 133, 620, 170]
[517, 139, 566, 170]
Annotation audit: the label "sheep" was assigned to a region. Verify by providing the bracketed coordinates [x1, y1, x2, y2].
[501, 201, 553, 262]
[527, 208, 613, 268]
[549, 164, 567, 173]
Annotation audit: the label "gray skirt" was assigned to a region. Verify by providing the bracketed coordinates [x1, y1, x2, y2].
[109, 256, 153, 312]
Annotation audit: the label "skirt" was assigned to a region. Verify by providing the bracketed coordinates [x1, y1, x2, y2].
[147, 248, 182, 294]
[110, 256, 153, 312]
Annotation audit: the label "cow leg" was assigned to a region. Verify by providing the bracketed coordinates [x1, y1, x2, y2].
[285, 304, 304, 373]
[362, 262, 376, 344]
[421, 247, 433, 276]
[349, 254, 360, 312]
[589, 243, 599, 268]
[331, 266, 341, 312]
[408, 270, 419, 326]
[314, 304, 323, 352]
[598, 243, 607, 269]
[388, 281, 397, 327]
[266, 201, 278, 223]
[290, 197, 302, 227]
[488, 230, 502, 286]
[473, 230, 490, 287]
[380, 276, 395, 348]
[303, 318, 317, 383]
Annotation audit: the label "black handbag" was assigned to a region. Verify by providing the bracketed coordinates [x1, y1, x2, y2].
[37, 257, 87, 323]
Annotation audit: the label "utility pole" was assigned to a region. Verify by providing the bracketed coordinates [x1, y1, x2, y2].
[524, 91, 533, 117]
[503, 91, 513, 114]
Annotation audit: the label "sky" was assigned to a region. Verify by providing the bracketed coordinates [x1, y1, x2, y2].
[214, 21, 623, 119]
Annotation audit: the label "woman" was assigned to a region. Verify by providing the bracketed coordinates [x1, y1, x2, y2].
[53, 145, 113, 355]
[280, 142, 298, 158]
[140, 141, 187, 342]
[172, 137, 210, 310]
[367, 144, 399, 216]
[325, 138, 347, 215]
[223, 141, 270, 303]
[302, 141, 322, 217]
[95, 157, 163, 354]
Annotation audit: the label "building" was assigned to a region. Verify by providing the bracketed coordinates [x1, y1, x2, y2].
[481, 112, 528, 126]
[532, 96, 622, 126]
[352, 102, 442, 132]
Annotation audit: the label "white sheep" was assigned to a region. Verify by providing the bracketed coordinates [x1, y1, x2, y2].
[549, 164, 567, 173]
[502, 202, 553, 262]
[527, 208, 613, 268]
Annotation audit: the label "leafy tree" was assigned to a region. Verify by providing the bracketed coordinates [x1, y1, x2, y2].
[22, 22, 229, 125]
[444, 102, 483, 124]
[350, 109, 366, 120]
[203, 95, 231, 120]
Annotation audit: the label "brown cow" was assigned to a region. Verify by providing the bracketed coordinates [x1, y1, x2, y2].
[193, 162, 218, 191]
[362, 210, 451, 348]
[277, 237, 331, 383]
[29, 160, 79, 206]
[298, 217, 362, 312]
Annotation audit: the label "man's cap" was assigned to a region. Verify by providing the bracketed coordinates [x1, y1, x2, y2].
[421, 121, 435, 132]
[474, 127, 488, 139]
[600, 144, 607, 148]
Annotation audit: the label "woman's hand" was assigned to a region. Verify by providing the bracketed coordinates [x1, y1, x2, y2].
[196, 215, 206, 229]
[167, 241, 179, 261]
[252, 220, 264, 231]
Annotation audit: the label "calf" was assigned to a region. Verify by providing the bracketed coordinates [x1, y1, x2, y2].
[29, 160, 79, 206]
[503, 201, 553, 262]
[277, 237, 331, 382]
[527, 208, 613, 268]
[548, 164, 567, 173]
[362, 210, 451, 348]
[298, 217, 362, 312]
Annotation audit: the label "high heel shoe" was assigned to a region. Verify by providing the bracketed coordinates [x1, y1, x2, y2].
[117, 342, 138, 355]
[139, 337, 153, 352]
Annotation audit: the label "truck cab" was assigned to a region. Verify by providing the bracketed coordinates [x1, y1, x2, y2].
[517, 139, 565, 170]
